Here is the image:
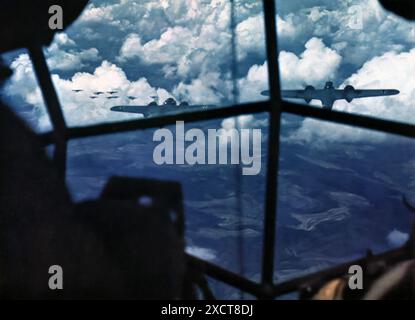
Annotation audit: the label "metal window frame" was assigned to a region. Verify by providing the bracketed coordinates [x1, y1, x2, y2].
[28, 0, 415, 300]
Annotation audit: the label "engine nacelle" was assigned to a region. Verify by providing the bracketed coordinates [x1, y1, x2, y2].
[304, 85, 315, 103]
[345, 85, 355, 103]
[164, 97, 177, 106]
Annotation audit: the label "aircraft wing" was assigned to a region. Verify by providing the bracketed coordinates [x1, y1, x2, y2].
[111, 105, 150, 115]
[261, 90, 309, 98]
[345, 89, 400, 99]
[281, 90, 315, 99]
[262, 88, 399, 98]
[111, 105, 213, 117]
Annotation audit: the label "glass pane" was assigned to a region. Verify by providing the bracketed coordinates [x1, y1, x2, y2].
[275, 114, 415, 284]
[66, 115, 268, 287]
[3, 0, 268, 128]
[275, 0, 415, 124]
[0, 49, 52, 133]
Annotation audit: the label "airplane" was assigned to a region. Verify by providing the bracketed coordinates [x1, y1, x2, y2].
[72, 89, 83, 93]
[260, 81, 400, 110]
[110, 97, 214, 118]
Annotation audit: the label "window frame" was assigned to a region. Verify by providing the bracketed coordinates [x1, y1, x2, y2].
[27, 0, 415, 299]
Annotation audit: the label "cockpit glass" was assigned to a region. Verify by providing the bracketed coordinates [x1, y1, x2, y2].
[276, 113, 415, 282]
[1, 0, 269, 131]
[1, 0, 415, 300]
[0, 49, 52, 133]
[276, 0, 415, 124]
[66, 116, 268, 296]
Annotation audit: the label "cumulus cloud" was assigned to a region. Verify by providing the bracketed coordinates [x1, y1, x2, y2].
[237, 37, 341, 102]
[45, 33, 101, 71]
[236, 14, 265, 60]
[279, 37, 342, 88]
[186, 246, 217, 261]
[339, 49, 415, 121]
[3, 0, 414, 140]
[387, 229, 409, 248]
[275, 0, 415, 68]
[112, 0, 242, 101]
[78, 0, 236, 35]
[238, 61, 268, 102]
[4, 56, 179, 129]
[108, 3, 269, 105]
[2, 54, 50, 131]
[5, 51, 264, 133]
[173, 72, 228, 105]
[285, 118, 387, 146]
[277, 14, 300, 40]
[47, 47, 101, 71]
[6, 54, 43, 108]
[5, 47, 267, 132]
[53, 33, 76, 47]
[39, 0, 415, 99]
[118, 28, 195, 65]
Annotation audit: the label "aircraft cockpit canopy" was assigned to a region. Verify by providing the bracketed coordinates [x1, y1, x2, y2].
[164, 98, 177, 106]
[324, 81, 334, 89]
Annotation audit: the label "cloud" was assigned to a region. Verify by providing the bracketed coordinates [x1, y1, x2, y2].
[80, 5, 115, 23]
[118, 28, 195, 65]
[45, 33, 101, 71]
[387, 229, 409, 247]
[36, 0, 415, 99]
[4, 0, 414, 139]
[6, 54, 43, 107]
[173, 72, 228, 105]
[279, 38, 342, 88]
[275, 0, 415, 68]
[169, 35, 341, 106]
[4, 56, 179, 129]
[117, 14, 233, 82]
[237, 38, 341, 102]
[53, 33, 76, 47]
[339, 49, 415, 121]
[46, 47, 101, 71]
[4, 48, 267, 132]
[236, 14, 265, 60]
[238, 61, 268, 102]
[285, 118, 387, 146]
[111, 0, 239, 101]
[186, 246, 217, 261]
[235, 11, 293, 57]
[277, 14, 300, 40]
[168, 36, 341, 108]
[2, 53, 49, 131]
